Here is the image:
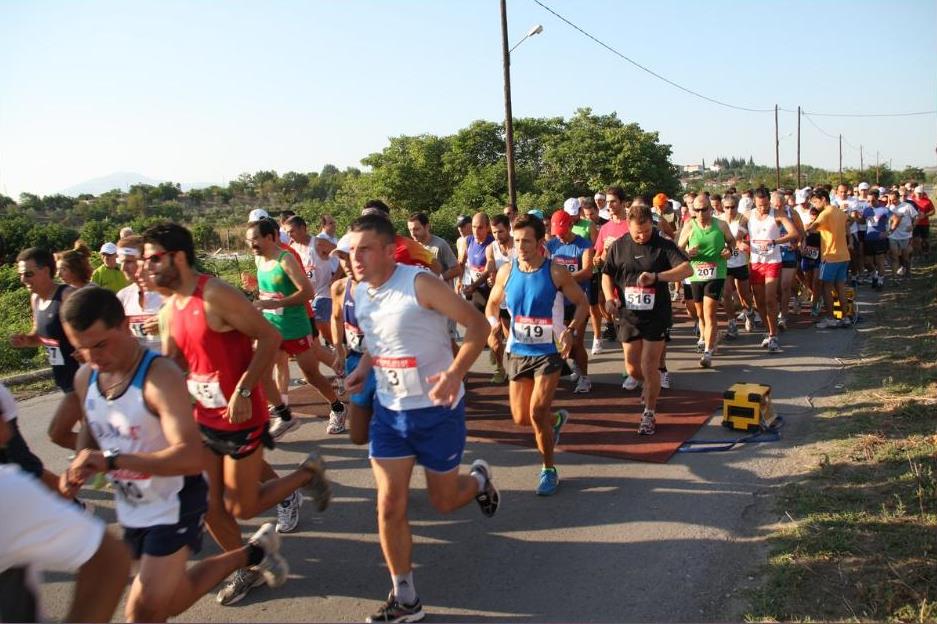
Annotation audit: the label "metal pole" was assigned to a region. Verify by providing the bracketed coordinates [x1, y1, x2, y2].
[838, 134, 843, 182]
[860, 145, 864, 174]
[774, 105, 781, 189]
[796, 106, 801, 188]
[500, 0, 517, 211]
[876, 150, 880, 184]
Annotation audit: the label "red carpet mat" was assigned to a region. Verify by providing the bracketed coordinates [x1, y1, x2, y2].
[463, 374, 722, 464]
[290, 374, 723, 463]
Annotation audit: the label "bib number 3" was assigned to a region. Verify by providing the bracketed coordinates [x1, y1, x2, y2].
[373, 356, 422, 399]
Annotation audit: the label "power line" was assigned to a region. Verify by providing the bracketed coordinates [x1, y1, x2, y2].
[532, 0, 937, 119]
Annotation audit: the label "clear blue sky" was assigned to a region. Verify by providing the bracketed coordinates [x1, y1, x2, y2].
[2, 0, 935, 197]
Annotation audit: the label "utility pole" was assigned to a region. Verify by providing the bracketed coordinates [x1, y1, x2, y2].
[875, 151, 880, 184]
[838, 134, 843, 182]
[796, 106, 801, 188]
[774, 105, 781, 189]
[499, 0, 517, 211]
[860, 145, 864, 174]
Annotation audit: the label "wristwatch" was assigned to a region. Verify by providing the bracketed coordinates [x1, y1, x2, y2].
[238, 386, 252, 398]
[103, 448, 120, 471]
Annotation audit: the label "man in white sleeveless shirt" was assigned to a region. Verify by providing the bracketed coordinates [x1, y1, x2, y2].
[344, 214, 500, 623]
[58, 287, 288, 622]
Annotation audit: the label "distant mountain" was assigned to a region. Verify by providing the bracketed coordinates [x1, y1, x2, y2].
[60, 172, 217, 197]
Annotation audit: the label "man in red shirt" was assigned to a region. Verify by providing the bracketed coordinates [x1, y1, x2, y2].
[911, 184, 934, 256]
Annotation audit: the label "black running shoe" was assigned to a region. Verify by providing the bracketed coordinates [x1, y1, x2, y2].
[366, 592, 425, 623]
[470, 459, 500, 518]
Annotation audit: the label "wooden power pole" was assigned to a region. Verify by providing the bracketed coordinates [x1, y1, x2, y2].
[774, 105, 781, 189]
[796, 106, 801, 188]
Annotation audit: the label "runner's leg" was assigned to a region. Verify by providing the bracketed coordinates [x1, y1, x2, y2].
[371, 457, 416, 576]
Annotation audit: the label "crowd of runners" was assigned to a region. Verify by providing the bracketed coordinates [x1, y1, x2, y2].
[0, 180, 932, 622]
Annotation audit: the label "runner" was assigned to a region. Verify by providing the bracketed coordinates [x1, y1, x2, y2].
[342, 214, 499, 623]
[0, 381, 65, 496]
[595, 187, 631, 350]
[55, 248, 93, 290]
[887, 190, 918, 278]
[0, 464, 130, 623]
[116, 236, 164, 351]
[800, 206, 824, 316]
[91, 242, 130, 292]
[248, 218, 347, 437]
[910, 184, 934, 257]
[805, 188, 852, 329]
[484, 214, 515, 384]
[772, 191, 805, 330]
[579, 198, 608, 355]
[602, 205, 691, 435]
[59, 286, 288, 622]
[721, 195, 753, 338]
[677, 195, 735, 367]
[458, 212, 494, 312]
[746, 189, 798, 351]
[546, 210, 595, 392]
[142, 223, 331, 606]
[487, 213, 587, 495]
[11, 247, 82, 450]
[861, 189, 890, 288]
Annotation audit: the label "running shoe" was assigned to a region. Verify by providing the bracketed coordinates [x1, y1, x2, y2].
[569, 362, 581, 382]
[470, 459, 499, 518]
[491, 368, 507, 384]
[896, 266, 907, 277]
[744, 312, 754, 333]
[726, 319, 738, 339]
[536, 467, 559, 496]
[810, 301, 821, 317]
[816, 317, 839, 329]
[760, 335, 772, 348]
[693, 324, 701, 338]
[777, 315, 787, 331]
[696, 339, 705, 353]
[622, 375, 641, 391]
[753, 311, 763, 326]
[248, 522, 289, 588]
[659, 371, 672, 389]
[366, 591, 425, 623]
[217, 568, 264, 606]
[699, 351, 712, 368]
[792, 298, 802, 315]
[573, 375, 591, 394]
[326, 408, 347, 435]
[269, 414, 299, 440]
[552, 409, 569, 448]
[276, 490, 303, 534]
[767, 337, 781, 353]
[736, 310, 747, 322]
[590, 339, 604, 355]
[637, 410, 656, 436]
[300, 452, 331, 512]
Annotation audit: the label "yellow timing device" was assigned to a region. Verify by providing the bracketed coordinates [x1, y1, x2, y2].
[722, 383, 776, 432]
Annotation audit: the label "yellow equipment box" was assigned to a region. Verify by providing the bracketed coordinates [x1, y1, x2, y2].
[832, 287, 856, 321]
[722, 383, 775, 431]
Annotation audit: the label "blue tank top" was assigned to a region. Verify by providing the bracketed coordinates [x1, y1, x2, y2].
[546, 235, 592, 303]
[342, 278, 365, 354]
[504, 258, 558, 356]
[779, 207, 797, 262]
[462, 234, 494, 285]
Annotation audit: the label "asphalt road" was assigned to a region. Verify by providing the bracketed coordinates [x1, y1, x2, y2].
[16, 304, 864, 622]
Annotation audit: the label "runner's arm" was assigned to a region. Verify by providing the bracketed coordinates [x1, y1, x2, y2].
[775, 215, 799, 245]
[484, 244, 497, 286]
[676, 221, 693, 250]
[552, 264, 589, 335]
[484, 262, 510, 323]
[571, 247, 594, 283]
[330, 278, 347, 370]
[719, 220, 737, 252]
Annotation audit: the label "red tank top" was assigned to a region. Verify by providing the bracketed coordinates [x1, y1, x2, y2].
[171, 274, 267, 431]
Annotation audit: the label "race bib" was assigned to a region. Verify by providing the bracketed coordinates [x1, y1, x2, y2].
[258, 290, 284, 316]
[513, 315, 553, 344]
[109, 469, 156, 508]
[127, 314, 154, 339]
[469, 265, 485, 283]
[694, 262, 718, 280]
[752, 239, 774, 255]
[624, 286, 655, 311]
[554, 257, 579, 273]
[373, 356, 422, 399]
[803, 246, 820, 260]
[39, 337, 64, 366]
[186, 372, 228, 410]
[345, 323, 364, 352]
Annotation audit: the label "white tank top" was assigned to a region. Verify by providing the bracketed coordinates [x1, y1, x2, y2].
[354, 264, 463, 411]
[727, 218, 749, 268]
[747, 210, 782, 264]
[493, 243, 516, 310]
[84, 351, 194, 528]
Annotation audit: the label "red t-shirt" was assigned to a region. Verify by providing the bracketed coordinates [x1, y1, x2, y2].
[171, 275, 267, 431]
[595, 220, 630, 255]
[912, 195, 934, 227]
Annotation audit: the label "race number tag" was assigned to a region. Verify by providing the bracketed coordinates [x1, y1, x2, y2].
[752, 239, 774, 256]
[624, 286, 655, 311]
[39, 337, 64, 366]
[554, 257, 578, 273]
[127, 314, 153, 339]
[345, 323, 364, 352]
[258, 290, 284, 316]
[469, 265, 485, 283]
[186, 372, 228, 409]
[109, 469, 155, 508]
[694, 262, 718, 280]
[803, 246, 820, 260]
[513, 316, 553, 344]
[373, 356, 422, 399]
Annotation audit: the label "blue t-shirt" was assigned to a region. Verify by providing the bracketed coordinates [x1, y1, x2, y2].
[863, 206, 890, 241]
[545, 235, 592, 303]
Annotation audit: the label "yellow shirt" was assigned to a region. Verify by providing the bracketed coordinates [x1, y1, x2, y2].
[813, 205, 850, 263]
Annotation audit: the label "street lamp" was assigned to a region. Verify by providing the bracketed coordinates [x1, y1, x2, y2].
[500, 0, 543, 211]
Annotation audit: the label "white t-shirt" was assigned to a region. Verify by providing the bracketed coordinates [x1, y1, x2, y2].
[889, 203, 918, 241]
[116, 284, 164, 350]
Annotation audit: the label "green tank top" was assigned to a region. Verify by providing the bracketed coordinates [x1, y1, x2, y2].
[688, 220, 727, 281]
[571, 219, 592, 240]
[256, 251, 312, 340]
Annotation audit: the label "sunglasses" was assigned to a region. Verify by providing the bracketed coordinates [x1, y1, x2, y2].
[141, 251, 175, 264]
[691, 207, 711, 212]
[18, 271, 35, 278]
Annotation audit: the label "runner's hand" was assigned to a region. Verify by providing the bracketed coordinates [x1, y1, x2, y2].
[59, 471, 83, 499]
[687, 246, 699, 258]
[345, 366, 365, 395]
[604, 298, 621, 316]
[427, 370, 461, 408]
[142, 316, 160, 336]
[68, 449, 105, 485]
[721, 247, 732, 259]
[227, 393, 251, 424]
[637, 272, 656, 286]
[559, 330, 574, 359]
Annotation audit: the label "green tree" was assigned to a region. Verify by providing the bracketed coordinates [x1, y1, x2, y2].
[362, 134, 452, 213]
[899, 166, 926, 184]
[191, 223, 221, 250]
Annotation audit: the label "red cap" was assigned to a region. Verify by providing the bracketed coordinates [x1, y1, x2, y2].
[551, 210, 574, 236]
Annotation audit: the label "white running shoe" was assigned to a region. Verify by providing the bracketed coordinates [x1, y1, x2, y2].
[276, 490, 303, 534]
[767, 337, 781, 353]
[622, 375, 641, 391]
[696, 339, 705, 353]
[660, 371, 672, 389]
[574, 376, 592, 394]
[744, 312, 754, 333]
[269, 415, 299, 440]
[760, 335, 772, 348]
[248, 523, 290, 588]
[699, 351, 712, 368]
[326, 408, 347, 435]
[590, 339, 604, 355]
[569, 362, 581, 382]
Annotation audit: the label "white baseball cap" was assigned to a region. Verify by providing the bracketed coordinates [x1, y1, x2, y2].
[857, 182, 870, 191]
[795, 188, 809, 205]
[914, 185, 925, 195]
[99, 242, 118, 255]
[247, 208, 270, 222]
[563, 197, 581, 216]
[738, 197, 754, 213]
